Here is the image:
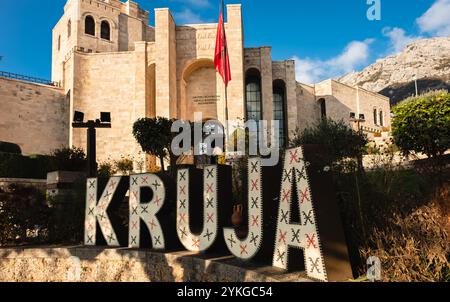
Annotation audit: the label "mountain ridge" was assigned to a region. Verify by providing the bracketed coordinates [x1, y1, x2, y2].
[338, 37, 450, 105]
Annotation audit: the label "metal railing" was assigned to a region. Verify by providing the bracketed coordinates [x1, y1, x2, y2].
[0, 71, 60, 87]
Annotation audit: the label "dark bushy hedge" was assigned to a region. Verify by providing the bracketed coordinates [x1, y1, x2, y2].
[0, 182, 85, 246]
[0, 152, 54, 179]
[0, 142, 22, 154]
[0, 147, 87, 179]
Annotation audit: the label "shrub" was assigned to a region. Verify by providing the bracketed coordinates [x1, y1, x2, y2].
[51, 147, 87, 172]
[290, 118, 368, 167]
[0, 184, 51, 245]
[114, 156, 134, 175]
[98, 161, 117, 178]
[0, 152, 54, 179]
[0, 147, 88, 179]
[0, 141, 22, 154]
[392, 90, 450, 158]
[0, 181, 86, 246]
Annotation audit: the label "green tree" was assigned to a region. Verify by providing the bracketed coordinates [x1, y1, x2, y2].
[392, 90, 450, 158]
[132, 117, 178, 173]
[290, 118, 368, 168]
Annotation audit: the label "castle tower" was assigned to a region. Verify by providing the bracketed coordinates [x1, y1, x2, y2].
[52, 0, 152, 84]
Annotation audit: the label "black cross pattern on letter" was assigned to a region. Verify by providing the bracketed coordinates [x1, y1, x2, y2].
[141, 206, 149, 214]
[291, 228, 301, 244]
[107, 233, 115, 243]
[302, 210, 314, 225]
[283, 169, 292, 182]
[179, 227, 187, 239]
[179, 199, 186, 209]
[206, 168, 214, 179]
[250, 161, 258, 173]
[88, 180, 96, 189]
[250, 232, 259, 247]
[309, 257, 321, 274]
[152, 180, 161, 191]
[203, 229, 214, 241]
[206, 197, 214, 208]
[227, 234, 236, 248]
[179, 171, 186, 181]
[131, 236, 137, 245]
[131, 177, 138, 185]
[87, 235, 94, 244]
[104, 191, 112, 199]
[88, 207, 95, 215]
[296, 167, 306, 182]
[98, 213, 106, 221]
[280, 209, 289, 224]
[276, 249, 286, 264]
[154, 235, 161, 246]
[131, 207, 138, 215]
[251, 197, 259, 209]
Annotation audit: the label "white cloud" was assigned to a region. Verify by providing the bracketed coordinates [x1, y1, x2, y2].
[417, 0, 450, 36]
[382, 27, 421, 54]
[293, 39, 373, 84]
[174, 8, 206, 24]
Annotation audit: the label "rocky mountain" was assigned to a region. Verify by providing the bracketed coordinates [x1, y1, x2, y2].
[338, 37, 450, 105]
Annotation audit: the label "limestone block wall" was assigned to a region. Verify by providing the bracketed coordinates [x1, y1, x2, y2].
[323, 80, 358, 123]
[155, 8, 177, 119]
[71, 51, 146, 165]
[0, 78, 69, 155]
[225, 5, 245, 121]
[53, 0, 153, 83]
[296, 83, 319, 132]
[118, 14, 155, 52]
[0, 247, 312, 282]
[315, 80, 391, 130]
[272, 60, 297, 140]
[52, 0, 80, 83]
[260, 48, 274, 130]
[357, 87, 391, 130]
[176, 26, 224, 121]
[76, 0, 121, 53]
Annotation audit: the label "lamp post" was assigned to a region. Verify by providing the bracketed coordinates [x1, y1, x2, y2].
[72, 111, 111, 177]
[350, 112, 366, 133]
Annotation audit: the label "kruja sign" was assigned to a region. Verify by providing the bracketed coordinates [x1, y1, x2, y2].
[84, 146, 353, 282]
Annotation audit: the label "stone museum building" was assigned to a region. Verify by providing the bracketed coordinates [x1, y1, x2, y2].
[0, 0, 391, 169]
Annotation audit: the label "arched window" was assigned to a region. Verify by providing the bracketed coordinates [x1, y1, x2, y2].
[85, 16, 95, 36]
[58, 35, 61, 51]
[101, 21, 111, 40]
[67, 20, 71, 38]
[319, 98, 326, 118]
[245, 69, 262, 122]
[373, 108, 378, 125]
[273, 80, 287, 148]
[379, 110, 384, 127]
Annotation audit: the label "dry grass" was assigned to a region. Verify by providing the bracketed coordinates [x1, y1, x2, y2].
[335, 150, 449, 282]
[361, 192, 449, 281]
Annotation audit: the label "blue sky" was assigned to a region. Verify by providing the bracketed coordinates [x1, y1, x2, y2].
[0, 0, 449, 83]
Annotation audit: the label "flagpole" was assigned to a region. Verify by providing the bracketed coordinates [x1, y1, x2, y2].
[222, 0, 230, 157]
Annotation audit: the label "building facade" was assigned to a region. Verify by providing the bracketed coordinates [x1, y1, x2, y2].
[0, 0, 391, 169]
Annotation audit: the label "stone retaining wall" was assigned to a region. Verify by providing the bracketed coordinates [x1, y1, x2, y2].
[0, 246, 312, 282]
[0, 178, 47, 191]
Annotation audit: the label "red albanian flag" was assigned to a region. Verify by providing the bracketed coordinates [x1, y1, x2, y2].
[214, 4, 231, 86]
